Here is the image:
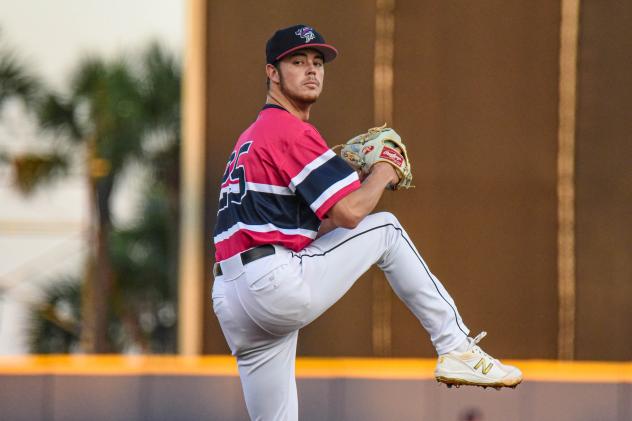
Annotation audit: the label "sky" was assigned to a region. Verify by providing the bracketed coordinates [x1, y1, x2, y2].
[0, 0, 184, 88]
[0, 0, 185, 354]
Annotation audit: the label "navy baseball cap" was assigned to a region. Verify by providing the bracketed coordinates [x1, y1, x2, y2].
[266, 24, 338, 64]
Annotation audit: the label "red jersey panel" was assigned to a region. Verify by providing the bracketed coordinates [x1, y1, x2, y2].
[213, 105, 360, 261]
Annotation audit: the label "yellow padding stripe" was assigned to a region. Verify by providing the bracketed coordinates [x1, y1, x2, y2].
[0, 356, 630, 383]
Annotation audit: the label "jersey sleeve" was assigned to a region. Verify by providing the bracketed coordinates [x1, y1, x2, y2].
[282, 129, 361, 220]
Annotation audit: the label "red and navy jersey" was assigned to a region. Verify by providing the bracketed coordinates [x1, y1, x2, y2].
[213, 104, 361, 261]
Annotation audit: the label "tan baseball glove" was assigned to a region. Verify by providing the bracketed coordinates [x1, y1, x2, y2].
[338, 125, 413, 190]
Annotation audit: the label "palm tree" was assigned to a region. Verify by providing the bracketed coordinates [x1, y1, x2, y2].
[36, 56, 145, 352]
[16, 43, 181, 353]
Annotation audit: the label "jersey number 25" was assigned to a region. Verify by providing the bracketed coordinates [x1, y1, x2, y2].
[218, 141, 253, 212]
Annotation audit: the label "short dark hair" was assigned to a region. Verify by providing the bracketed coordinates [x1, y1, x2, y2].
[266, 61, 282, 90]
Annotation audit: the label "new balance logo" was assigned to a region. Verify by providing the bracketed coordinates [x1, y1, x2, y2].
[474, 358, 493, 375]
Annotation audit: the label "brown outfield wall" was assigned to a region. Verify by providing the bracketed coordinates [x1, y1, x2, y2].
[388, 0, 560, 359]
[574, 0, 632, 361]
[202, 0, 560, 359]
[200, 0, 631, 360]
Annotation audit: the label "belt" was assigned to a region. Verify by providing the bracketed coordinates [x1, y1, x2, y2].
[214, 245, 276, 277]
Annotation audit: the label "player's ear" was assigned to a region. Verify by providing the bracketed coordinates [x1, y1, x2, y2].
[266, 63, 280, 85]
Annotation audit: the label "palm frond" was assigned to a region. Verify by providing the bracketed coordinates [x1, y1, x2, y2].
[38, 93, 83, 140]
[12, 152, 69, 194]
[71, 56, 108, 99]
[0, 48, 41, 109]
[139, 42, 181, 130]
[28, 277, 81, 354]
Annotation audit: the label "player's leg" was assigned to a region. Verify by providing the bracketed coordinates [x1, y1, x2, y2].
[297, 211, 521, 388]
[235, 331, 299, 421]
[298, 211, 468, 354]
[213, 275, 300, 420]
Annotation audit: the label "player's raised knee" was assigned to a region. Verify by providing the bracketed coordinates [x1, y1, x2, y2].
[372, 211, 401, 227]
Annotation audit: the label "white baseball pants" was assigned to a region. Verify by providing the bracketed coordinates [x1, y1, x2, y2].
[212, 212, 469, 420]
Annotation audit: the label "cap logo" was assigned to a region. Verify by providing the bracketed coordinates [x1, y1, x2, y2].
[295, 27, 315, 43]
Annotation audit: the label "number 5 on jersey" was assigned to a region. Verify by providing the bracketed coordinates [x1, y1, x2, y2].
[218, 141, 253, 212]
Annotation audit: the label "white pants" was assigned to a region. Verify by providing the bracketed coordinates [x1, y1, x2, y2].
[212, 212, 469, 421]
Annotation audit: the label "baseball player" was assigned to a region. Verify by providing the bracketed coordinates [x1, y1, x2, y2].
[212, 24, 522, 420]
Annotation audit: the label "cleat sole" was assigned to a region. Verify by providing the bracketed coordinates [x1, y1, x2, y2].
[435, 376, 522, 390]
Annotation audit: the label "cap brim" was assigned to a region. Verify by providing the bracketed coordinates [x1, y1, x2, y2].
[275, 43, 338, 63]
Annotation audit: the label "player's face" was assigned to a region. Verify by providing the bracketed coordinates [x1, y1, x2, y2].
[277, 50, 324, 104]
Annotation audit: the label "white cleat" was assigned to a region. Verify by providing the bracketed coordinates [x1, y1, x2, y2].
[434, 332, 522, 389]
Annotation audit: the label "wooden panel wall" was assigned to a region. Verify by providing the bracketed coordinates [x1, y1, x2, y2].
[388, 1, 560, 358]
[575, 1, 632, 361]
[201, 1, 630, 360]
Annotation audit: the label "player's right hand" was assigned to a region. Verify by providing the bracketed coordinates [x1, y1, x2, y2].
[372, 162, 400, 189]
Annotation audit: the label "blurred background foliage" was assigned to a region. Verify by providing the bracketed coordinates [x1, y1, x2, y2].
[0, 30, 182, 353]
[0, 35, 41, 109]
[31, 184, 179, 353]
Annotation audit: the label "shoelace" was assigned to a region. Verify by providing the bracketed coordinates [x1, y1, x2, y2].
[467, 331, 498, 363]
